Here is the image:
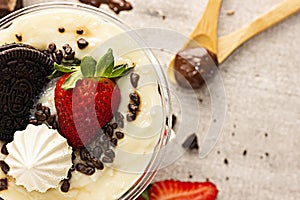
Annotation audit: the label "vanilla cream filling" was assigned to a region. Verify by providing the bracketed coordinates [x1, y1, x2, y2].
[0, 8, 164, 200]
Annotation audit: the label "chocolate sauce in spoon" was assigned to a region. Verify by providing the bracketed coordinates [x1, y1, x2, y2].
[79, 0, 133, 14]
[173, 47, 218, 89]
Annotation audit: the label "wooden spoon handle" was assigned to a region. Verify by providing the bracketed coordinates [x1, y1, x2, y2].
[217, 0, 300, 64]
[187, 0, 223, 54]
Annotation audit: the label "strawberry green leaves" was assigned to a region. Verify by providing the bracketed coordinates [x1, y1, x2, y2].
[61, 71, 82, 90]
[80, 56, 97, 78]
[48, 48, 135, 90]
[95, 48, 114, 77]
[92, 48, 135, 78]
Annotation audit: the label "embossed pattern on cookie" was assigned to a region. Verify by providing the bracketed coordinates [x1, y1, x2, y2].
[0, 44, 54, 141]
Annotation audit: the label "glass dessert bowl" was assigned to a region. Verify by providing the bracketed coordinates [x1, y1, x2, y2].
[0, 2, 171, 200]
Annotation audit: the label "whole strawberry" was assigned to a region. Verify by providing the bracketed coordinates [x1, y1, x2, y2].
[51, 49, 134, 148]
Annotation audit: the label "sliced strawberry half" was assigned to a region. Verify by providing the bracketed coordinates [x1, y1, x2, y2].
[149, 180, 218, 200]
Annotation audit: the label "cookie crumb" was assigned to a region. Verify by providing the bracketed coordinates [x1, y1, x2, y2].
[224, 158, 228, 165]
[182, 133, 199, 150]
[226, 10, 235, 16]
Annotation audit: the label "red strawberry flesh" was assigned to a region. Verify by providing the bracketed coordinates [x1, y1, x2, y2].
[55, 73, 120, 148]
[149, 180, 218, 200]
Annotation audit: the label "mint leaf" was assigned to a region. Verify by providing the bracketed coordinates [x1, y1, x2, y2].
[95, 48, 114, 77]
[62, 70, 83, 90]
[80, 56, 97, 77]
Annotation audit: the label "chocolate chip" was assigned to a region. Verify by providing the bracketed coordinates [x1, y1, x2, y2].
[42, 106, 51, 117]
[115, 112, 124, 121]
[243, 150, 247, 156]
[60, 180, 70, 192]
[35, 110, 47, 121]
[15, 33, 22, 42]
[110, 138, 118, 147]
[0, 161, 10, 174]
[1, 143, 8, 155]
[0, 178, 8, 191]
[53, 49, 63, 64]
[105, 124, 113, 138]
[102, 140, 110, 150]
[47, 114, 56, 125]
[128, 103, 139, 114]
[36, 103, 43, 111]
[104, 149, 115, 158]
[182, 133, 199, 150]
[117, 120, 124, 128]
[64, 51, 75, 60]
[102, 156, 113, 163]
[115, 131, 124, 139]
[92, 146, 102, 158]
[62, 44, 72, 54]
[111, 123, 118, 129]
[47, 43, 56, 53]
[130, 72, 140, 88]
[77, 38, 89, 49]
[115, 112, 124, 128]
[75, 163, 95, 175]
[126, 113, 136, 122]
[90, 158, 104, 170]
[58, 27, 65, 33]
[76, 29, 84, 35]
[129, 92, 140, 106]
[80, 148, 91, 161]
[52, 121, 58, 129]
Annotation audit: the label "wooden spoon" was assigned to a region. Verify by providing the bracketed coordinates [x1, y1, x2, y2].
[168, 0, 223, 88]
[217, 0, 300, 64]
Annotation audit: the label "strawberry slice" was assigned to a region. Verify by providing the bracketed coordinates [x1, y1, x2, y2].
[148, 180, 218, 200]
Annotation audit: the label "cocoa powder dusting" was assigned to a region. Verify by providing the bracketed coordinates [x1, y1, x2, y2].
[79, 0, 133, 14]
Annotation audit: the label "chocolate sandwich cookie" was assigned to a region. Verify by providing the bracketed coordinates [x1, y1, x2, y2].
[0, 43, 54, 142]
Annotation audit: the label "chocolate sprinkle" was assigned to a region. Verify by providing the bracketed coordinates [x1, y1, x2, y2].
[126, 113, 136, 122]
[0, 160, 10, 174]
[130, 72, 140, 88]
[77, 38, 89, 49]
[76, 29, 84, 35]
[75, 163, 95, 175]
[1, 143, 8, 155]
[0, 178, 8, 191]
[15, 33, 22, 42]
[60, 180, 70, 193]
[58, 27, 65, 33]
[47, 43, 56, 53]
